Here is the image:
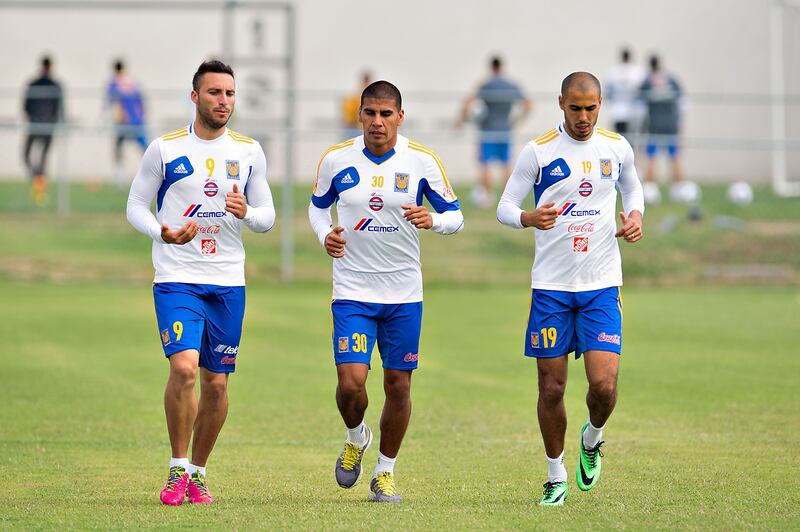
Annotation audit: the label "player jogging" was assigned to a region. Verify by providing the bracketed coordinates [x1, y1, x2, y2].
[309, 80, 464, 503]
[126, 60, 275, 506]
[497, 72, 644, 506]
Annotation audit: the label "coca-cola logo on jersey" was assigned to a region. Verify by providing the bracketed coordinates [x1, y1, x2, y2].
[567, 222, 595, 234]
[198, 224, 222, 234]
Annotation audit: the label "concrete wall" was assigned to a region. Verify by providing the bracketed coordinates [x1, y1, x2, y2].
[0, 0, 797, 185]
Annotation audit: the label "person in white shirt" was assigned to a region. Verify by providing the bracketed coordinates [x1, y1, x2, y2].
[127, 60, 275, 506]
[309, 80, 463, 503]
[604, 48, 645, 140]
[497, 72, 644, 506]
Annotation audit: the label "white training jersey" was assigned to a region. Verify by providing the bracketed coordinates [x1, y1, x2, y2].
[309, 134, 463, 304]
[126, 124, 275, 286]
[497, 123, 644, 292]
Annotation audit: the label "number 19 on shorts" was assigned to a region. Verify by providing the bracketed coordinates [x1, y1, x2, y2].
[540, 327, 557, 348]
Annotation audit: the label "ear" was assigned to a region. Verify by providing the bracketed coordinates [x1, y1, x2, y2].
[190, 90, 198, 105]
[558, 95, 565, 111]
[397, 108, 405, 126]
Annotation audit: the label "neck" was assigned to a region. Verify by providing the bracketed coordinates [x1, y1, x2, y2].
[193, 117, 225, 141]
[364, 136, 397, 157]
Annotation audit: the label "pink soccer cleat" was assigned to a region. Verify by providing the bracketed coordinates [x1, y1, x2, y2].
[186, 471, 214, 504]
[159, 466, 189, 506]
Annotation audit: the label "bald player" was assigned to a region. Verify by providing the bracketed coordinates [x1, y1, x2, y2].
[497, 72, 644, 506]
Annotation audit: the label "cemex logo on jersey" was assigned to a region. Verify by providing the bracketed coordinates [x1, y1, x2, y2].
[573, 236, 589, 253]
[201, 239, 217, 255]
[597, 332, 621, 345]
[558, 202, 600, 217]
[204, 181, 219, 197]
[354, 218, 399, 233]
[578, 181, 593, 197]
[184, 204, 227, 218]
[369, 194, 384, 211]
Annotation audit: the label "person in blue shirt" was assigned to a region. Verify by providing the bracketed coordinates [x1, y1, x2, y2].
[107, 59, 148, 188]
[460, 56, 531, 208]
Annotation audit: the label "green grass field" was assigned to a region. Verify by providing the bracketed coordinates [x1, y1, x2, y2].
[1, 183, 799, 529]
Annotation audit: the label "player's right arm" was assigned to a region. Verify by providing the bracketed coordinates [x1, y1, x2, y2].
[307, 150, 346, 258]
[496, 143, 556, 230]
[126, 140, 198, 244]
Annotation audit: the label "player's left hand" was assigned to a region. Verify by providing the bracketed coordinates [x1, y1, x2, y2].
[402, 204, 433, 230]
[225, 183, 247, 219]
[615, 210, 643, 242]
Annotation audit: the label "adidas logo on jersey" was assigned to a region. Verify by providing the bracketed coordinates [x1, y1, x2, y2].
[549, 165, 565, 177]
[340, 174, 354, 184]
[174, 163, 189, 174]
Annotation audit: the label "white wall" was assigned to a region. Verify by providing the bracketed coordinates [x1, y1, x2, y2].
[0, 0, 797, 184]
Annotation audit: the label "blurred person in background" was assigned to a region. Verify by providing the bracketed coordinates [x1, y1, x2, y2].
[497, 72, 644, 506]
[459, 56, 531, 209]
[22, 55, 63, 206]
[341, 71, 371, 140]
[107, 59, 148, 189]
[604, 47, 645, 140]
[639, 54, 684, 184]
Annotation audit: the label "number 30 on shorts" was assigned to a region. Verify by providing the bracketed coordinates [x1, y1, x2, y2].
[351, 333, 367, 353]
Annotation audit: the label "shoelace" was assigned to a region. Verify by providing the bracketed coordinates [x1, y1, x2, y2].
[190, 474, 210, 495]
[165, 467, 186, 492]
[374, 472, 397, 495]
[340, 441, 363, 470]
[585, 441, 605, 468]
[542, 481, 562, 498]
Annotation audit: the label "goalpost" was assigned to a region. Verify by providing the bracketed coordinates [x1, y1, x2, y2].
[0, 0, 298, 280]
[770, 0, 800, 196]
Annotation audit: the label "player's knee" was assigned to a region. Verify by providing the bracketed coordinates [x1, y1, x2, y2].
[337, 377, 366, 399]
[169, 363, 197, 388]
[539, 379, 566, 406]
[201, 375, 228, 401]
[383, 378, 411, 403]
[588, 379, 617, 403]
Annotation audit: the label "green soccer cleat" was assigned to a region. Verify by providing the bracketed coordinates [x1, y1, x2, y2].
[539, 480, 568, 506]
[576, 421, 604, 491]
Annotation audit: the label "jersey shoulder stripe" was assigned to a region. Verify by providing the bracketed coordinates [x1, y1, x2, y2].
[534, 129, 560, 145]
[408, 141, 452, 189]
[162, 127, 189, 141]
[597, 128, 623, 140]
[313, 139, 355, 193]
[228, 130, 255, 144]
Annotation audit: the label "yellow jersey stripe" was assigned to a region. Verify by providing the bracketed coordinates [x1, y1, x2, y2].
[313, 140, 355, 193]
[533, 129, 558, 143]
[227, 131, 255, 144]
[228, 130, 254, 141]
[162, 132, 189, 142]
[162, 128, 189, 140]
[597, 131, 622, 141]
[536, 133, 560, 145]
[408, 142, 453, 190]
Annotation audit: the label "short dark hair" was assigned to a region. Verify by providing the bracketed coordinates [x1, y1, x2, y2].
[621, 48, 631, 62]
[649, 55, 661, 72]
[114, 59, 124, 73]
[41, 56, 52, 70]
[560, 71, 602, 98]
[361, 80, 402, 110]
[490, 56, 502, 71]
[192, 60, 235, 92]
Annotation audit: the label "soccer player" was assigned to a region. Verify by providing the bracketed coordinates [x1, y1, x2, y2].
[459, 56, 531, 209]
[496, 72, 644, 506]
[107, 59, 148, 188]
[126, 60, 275, 506]
[308, 80, 463, 503]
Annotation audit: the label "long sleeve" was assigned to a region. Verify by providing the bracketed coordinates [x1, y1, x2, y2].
[617, 142, 645, 217]
[242, 147, 276, 233]
[497, 143, 539, 229]
[430, 210, 464, 235]
[308, 203, 334, 246]
[126, 140, 166, 243]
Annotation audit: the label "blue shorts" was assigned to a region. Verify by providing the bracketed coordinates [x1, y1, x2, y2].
[331, 300, 423, 370]
[479, 141, 511, 164]
[153, 282, 246, 373]
[525, 287, 622, 359]
[646, 135, 679, 158]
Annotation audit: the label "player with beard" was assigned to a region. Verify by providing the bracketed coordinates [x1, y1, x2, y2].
[126, 60, 275, 505]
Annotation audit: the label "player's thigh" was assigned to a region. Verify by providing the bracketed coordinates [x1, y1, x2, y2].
[525, 289, 576, 358]
[332, 300, 379, 368]
[574, 286, 622, 357]
[200, 285, 246, 374]
[376, 302, 422, 371]
[153, 282, 206, 358]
